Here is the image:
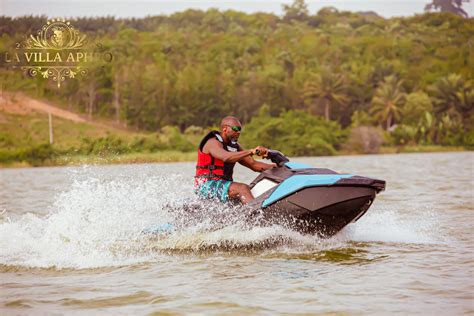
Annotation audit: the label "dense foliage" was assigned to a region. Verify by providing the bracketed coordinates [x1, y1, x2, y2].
[240, 106, 345, 156]
[1, 2, 473, 155]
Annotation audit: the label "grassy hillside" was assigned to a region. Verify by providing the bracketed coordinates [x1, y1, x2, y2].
[1, 111, 129, 150]
[0, 94, 199, 167]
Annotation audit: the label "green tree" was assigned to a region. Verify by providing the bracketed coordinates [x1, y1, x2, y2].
[430, 73, 473, 120]
[425, 0, 470, 18]
[402, 91, 433, 126]
[370, 75, 406, 131]
[303, 69, 349, 121]
[282, 0, 309, 22]
[241, 109, 345, 156]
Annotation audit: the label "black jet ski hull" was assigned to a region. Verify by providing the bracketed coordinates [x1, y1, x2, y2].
[245, 156, 385, 237]
[250, 185, 376, 237]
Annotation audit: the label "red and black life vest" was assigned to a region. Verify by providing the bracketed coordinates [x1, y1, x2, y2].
[195, 130, 240, 185]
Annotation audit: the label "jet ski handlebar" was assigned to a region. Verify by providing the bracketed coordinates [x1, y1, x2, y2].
[257, 149, 289, 167]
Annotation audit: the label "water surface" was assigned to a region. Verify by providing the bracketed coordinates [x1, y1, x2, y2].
[1, 152, 473, 314]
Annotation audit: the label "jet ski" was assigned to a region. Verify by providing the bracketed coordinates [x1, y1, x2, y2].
[145, 150, 385, 238]
[243, 150, 386, 237]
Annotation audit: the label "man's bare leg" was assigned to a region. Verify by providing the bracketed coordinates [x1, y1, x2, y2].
[228, 182, 254, 204]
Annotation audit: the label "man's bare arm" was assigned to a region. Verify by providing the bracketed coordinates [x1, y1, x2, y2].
[238, 155, 276, 172]
[203, 139, 253, 163]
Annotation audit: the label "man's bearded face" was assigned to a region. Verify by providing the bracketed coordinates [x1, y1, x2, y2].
[225, 124, 241, 144]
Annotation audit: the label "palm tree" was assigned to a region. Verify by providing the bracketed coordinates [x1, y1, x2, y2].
[430, 73, 473, 118]
[370, 75, 406, 131]
[303, 69, 348, 121]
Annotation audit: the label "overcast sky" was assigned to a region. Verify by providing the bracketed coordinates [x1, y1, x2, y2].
[1, 0, 473, 19]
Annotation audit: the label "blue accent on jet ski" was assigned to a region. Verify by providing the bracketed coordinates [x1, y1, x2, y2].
[285, 162, 314, 169]
[262, 174, 354, 207]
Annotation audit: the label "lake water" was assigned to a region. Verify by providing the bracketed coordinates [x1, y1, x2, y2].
[1, 152, 473, 314]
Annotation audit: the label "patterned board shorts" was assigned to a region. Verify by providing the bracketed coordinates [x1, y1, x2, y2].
[195, 180, 232, 203]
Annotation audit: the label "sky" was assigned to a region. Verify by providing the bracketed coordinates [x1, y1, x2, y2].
[0, 0, 473, 19]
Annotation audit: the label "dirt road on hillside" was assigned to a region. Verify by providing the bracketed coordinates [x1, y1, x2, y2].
[0, 90, 89, 123]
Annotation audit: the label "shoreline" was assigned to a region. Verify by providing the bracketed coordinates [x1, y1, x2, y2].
[0, 146, 468, 169]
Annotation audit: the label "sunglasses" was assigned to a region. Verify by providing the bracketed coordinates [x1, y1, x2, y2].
[226, 125, 242, 132]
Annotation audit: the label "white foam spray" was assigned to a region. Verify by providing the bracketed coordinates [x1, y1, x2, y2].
[0, 167, 443, 269]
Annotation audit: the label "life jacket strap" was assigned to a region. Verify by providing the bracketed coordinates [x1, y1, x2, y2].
[196, 165, 225, 170]
[194, 174, 226, 179]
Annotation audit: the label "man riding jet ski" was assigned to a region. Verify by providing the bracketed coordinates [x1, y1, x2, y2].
[192, 116, 386, 237]
[195, 116, 274, 204]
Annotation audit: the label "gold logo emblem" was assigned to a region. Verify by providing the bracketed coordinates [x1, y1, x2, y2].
[4, 18, 112, 88]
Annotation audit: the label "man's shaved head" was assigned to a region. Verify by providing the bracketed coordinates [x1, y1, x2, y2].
[220, 116, 241, 129]
[220, 116, 242, 143]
